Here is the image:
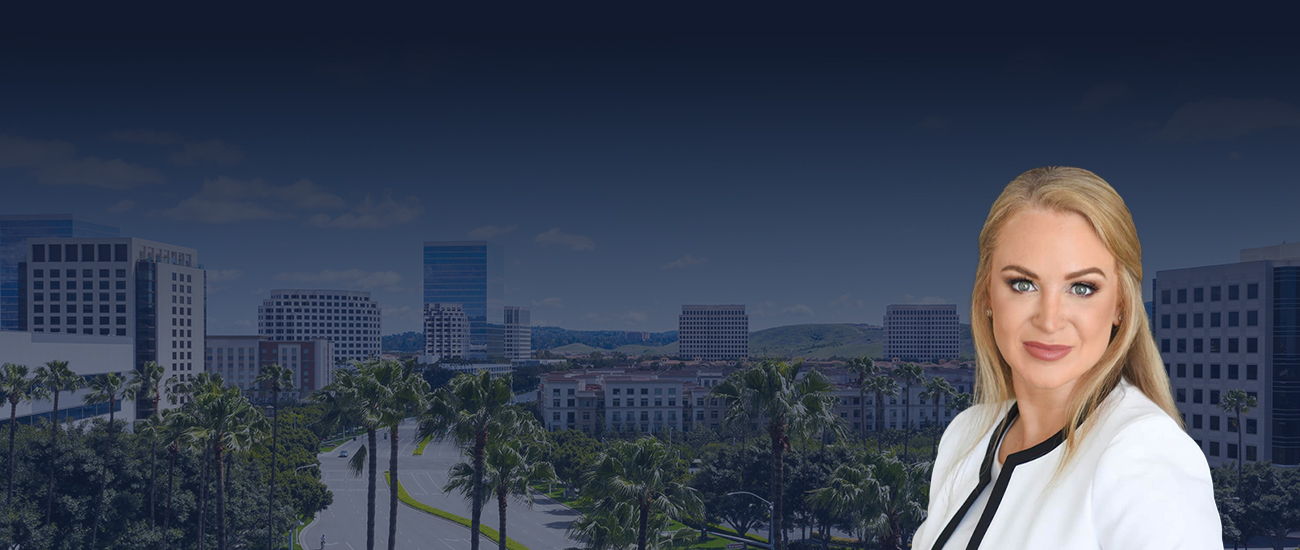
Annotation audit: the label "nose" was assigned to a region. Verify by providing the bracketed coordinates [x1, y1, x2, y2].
[1034, 287, 1065, 334]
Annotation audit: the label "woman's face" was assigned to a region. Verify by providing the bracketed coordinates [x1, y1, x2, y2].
[988, 207, 1122, 398]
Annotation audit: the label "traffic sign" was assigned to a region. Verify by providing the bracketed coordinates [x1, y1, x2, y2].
[726, 543, 745, 549]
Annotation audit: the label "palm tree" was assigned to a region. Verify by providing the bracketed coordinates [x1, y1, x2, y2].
[917, 377, 955, 461]
[33, 359, 83, 525]
[315, 362, 386, 550]
[1219, 389, 1258, 485]
[844, 356, 879, 439]
[863, 375, 899, 454]
[444, 413, 555, 550]
[253, 363, 294, 550]
[419, 370, 516, 550]
[84, 371, 136, 548]
[129, 360, 166, 529]
[808, 451, 928, 550]
[374, 361, 429, 550]
[582, 437, 702, 550]
[712, 360, 845, 550]
[158, 407, 189, 550]
[0, 362, 36, 511]
[182, 384, 270, 550]
[893, 363, 925, 462]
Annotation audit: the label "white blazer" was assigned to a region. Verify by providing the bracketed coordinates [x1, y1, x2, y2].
[911, 376, 1222, 550]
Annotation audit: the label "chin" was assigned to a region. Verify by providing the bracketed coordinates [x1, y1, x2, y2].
[1013, 356, 1083, 391]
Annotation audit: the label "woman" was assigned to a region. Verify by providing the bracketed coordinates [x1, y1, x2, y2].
[911, 167, 1221, 549]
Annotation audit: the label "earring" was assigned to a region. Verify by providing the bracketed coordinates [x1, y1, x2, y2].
[985, 309, 992, 317]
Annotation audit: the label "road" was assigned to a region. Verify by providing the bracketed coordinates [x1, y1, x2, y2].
[302, 419, 580, 550]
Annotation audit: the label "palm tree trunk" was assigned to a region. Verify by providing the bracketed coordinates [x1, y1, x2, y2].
[198, 442, 210, 550]
[151, 394, 160, 530]
[771, 422, 785, 550]
[44, 390, 59, 525]
[367, 428, 377, 550]
[216, 440, 227, 550]
[875, 392, 884, 455]
[163, 443, 177, 550]
[388, 424, 399, 550]
[637, 500, 649, 550]
[902, 382, 911, 462]
[1237, 411, 1244, 482]
[8, 400, 17, 510]
[267, 388, 279, 550]
[91, 395, 117, 548]
[497, 485, 508, 550]
[470, 429, 487, 550]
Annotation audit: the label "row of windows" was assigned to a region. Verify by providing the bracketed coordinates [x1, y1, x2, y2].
[1161, 311, 1259, 329]
[32, 327, 126, 336]
[1168, 363, 1258, 380]
[1162, 283, 1259, 304]
[32, 280, 127, 290]
[1161, 338, 1259, 354]
[32, 292, 128, 302]
[29, 243, 128, 263]
[31, 316, 126, 326]
[33, 304, 126, 314]
[1175, 387, 1259, 409]
[31, 268, 127, 279]
[1178, 410, 1258, 434]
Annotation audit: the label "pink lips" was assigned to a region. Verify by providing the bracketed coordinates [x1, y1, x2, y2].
[1024, 341, 1072, 361]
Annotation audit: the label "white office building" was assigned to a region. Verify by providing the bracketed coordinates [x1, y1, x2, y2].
[257, 289, 380, 366]
[424, 303, 469, 359]
[505, 305, 531, 361]
[678, 305, 748, 361]
[883, 304, 960, 362]
[1155, 241, 1300, 468]
[0, 331, 136, 424]
[24, 237, 204, 412]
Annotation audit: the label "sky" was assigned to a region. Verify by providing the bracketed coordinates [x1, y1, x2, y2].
[3, 22, 1299, 335]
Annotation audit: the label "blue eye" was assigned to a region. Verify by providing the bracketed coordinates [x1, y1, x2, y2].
[1008, 278, 1098, 297]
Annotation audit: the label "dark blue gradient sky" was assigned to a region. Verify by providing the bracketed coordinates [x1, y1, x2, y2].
[3, 30, 1298, 334]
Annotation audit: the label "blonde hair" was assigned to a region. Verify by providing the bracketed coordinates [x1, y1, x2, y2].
[953, 166, 1180, 491]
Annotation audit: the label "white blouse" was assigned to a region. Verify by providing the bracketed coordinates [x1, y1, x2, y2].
[911, 377, 1222, 550]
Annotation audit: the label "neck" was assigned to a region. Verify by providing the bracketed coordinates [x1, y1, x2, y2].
[1010, 378, 1077, 446]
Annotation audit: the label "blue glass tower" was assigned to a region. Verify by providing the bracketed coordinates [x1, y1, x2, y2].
[0, 215, 119, 331]
[423, 241, 505, 360]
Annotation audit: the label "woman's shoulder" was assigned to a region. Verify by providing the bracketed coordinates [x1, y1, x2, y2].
[1086, 378, 1210, 480]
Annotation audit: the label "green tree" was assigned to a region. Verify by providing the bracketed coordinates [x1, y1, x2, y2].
[844, 356, 879, 439]
[582, 437, 702, 550]
[711, 360, 845, 550]
[917, 377, 954, 461]
[315, 363, 386, 550]
[692, 442, 769, 537]
[32, 359, 83, 526]
[419, 370, 515, 550]
[181, 384, 270, 550]
[252, 363, 293, 550]
[863, 375, 899, 454]
[893, 363, 925, 463]
[128, 360, 166, 529]
[0, 363, 36, 512]
[811, 452, 927, 550]
[376, 361, 429, 550]
[1219, 389, 1258, 486]
[83, 371, 136, 548]
[444, 414, 556, 550]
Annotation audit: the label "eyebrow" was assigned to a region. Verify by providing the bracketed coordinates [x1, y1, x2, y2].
[1001, 265, 1106, 280]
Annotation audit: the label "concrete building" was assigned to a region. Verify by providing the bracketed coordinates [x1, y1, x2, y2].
[505, 305, 531, 361]
[256, 289, 380, 366]
[423, 241, 505, 361]
[206, 336, 335, 399]
[23, 237, 203, 412]
[1155, 241, 1300, 468]
[678, 305, 748, 361]
[1, 215, 120, 332]
[883, 304, 960, 362]
[0, 331, 136, 424]
[424, 303, 469, 358]
[205, 335, 265, 392]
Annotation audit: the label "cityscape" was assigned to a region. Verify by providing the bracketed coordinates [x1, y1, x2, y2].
[3, 21, 1300, 550]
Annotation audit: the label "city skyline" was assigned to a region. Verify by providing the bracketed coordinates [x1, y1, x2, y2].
[3, 34, 1299, 335]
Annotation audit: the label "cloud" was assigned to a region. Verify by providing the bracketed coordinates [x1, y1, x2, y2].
[206, 269, 244, 282]
[535, 227, 595, 251]
[274, 269, 404, 291]
[34, 157, 165, 190]
[1155, 98, 1300, 142]
[1074, 82, 1131, 112]
[160, 177, 345, 223]
[531, 297, 564, 308]
[304, 194, 424, 229]
[104, 129, 183, 146]
[616, 310, 648, 325]
[899, 293, 952, 305]
[661, 254, 708, 270]
[830, 293, 866, 309]
[782, 304, 815, 317]
[0, 135, 76, 168]
[107, 199, 136, 213]
[169, 139, 245, 166]
[467, 224, 518, 239]
[915, 115, 951, 132]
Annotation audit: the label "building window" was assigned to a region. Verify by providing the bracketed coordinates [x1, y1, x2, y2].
[1193, 364, 1203, 378]
[1247, 283, 1258, 299]
[1210, 338, 1221, 353]
[1177, 314, 1187, 329]
[1177, 364, 1187, 378]
[1247, 338, 1258, 354]
[1247, 364, 1258, 380]
[1247, 445, 1257, 461]
[1228, 443, 1238, 459]
[1229, 364, 1239, 380]
[1211, 286, 1221, 301]
[1194, 288, 1204, 302]
[1193, 414, 1202, 429]
[1161, 315, 1170, 329]
[1210, 364, 1221, 379]
[1210, 415, 1220, 431]
[1177, 289, 1187, 303]
[1162, 339, 1170, 353]
[1193, 389, 1203, 403]
[1228, 338, 1239, 353]
[1247, 310, 1258, 326]
[1177, 339, 1187, 353]
[1176, 389, 1186, 403]
[1162, 289, 1171, 304]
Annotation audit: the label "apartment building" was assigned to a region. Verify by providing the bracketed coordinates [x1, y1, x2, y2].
[257, 289, 380, 365]
[678, 305, 748, 361]
[883, 304, 960, 362]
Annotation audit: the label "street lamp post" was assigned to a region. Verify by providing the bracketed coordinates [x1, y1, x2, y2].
[726, 491, 774, 550]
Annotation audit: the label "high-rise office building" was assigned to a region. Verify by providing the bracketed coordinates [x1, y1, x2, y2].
[256, 289, 380, 365]
[205, 335, 333, 398]
[1, 215, 119, 331]
[505, 305, 531, 361]
[678, 305, 749, 361]
[1155, 241, 1300, 467]
[423, 241, 505, 360]
[23, 237, 203, 413]
[883, 304, 959, 362]
[424, 302, 469, 358]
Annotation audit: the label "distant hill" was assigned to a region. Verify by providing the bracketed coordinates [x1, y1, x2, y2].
[531, 327, 678, 351]
[382, 331, 424, 353]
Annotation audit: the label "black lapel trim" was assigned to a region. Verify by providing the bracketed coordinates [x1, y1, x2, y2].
[927, 402, 1019, 550]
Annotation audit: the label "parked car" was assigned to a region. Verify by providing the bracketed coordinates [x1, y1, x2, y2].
[339, 449, 348, 458]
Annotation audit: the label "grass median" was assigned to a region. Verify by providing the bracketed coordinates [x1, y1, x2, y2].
[385, 471, 529, 550]
[413, 434, 433, 455]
